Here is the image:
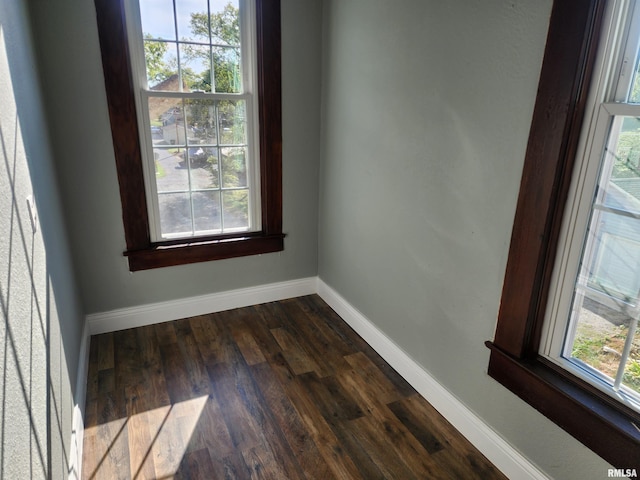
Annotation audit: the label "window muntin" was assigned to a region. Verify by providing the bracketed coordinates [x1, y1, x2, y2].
[541, 0, 640, 414]
[125, 0, 260, 241]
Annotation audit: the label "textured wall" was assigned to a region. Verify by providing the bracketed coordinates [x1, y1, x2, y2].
[0, 0, 84, 478]
[318, 1, 612, 478]
[28, 0, 322, 315]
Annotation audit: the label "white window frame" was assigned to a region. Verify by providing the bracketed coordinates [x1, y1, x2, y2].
[123, 0, 261, 241]
[541, 0, 640, 413]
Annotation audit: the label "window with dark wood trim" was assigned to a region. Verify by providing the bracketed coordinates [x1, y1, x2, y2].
[486, 0, 640, 468]
[93, 0, 284, 271]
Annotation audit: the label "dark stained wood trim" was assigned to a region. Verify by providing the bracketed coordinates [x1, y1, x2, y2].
[94, 0, 151, 251]
[487, 344, 640, 470]
[94, 0, 283, 271]
[488, 0, 640, 468]
[256, 0, 283, 235]
[494, 0, 605, 359]
[126, 234, 285, 271]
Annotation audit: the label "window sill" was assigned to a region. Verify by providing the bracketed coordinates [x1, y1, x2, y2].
[486, 341, 640, 468]
[124, 233, 285, 271]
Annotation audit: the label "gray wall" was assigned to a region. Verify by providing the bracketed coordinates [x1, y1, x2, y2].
[29, 0, 322, 315]
[0, 0, 84, 478]
[318, 1, 612, 478]
[17, 0, 618, 477]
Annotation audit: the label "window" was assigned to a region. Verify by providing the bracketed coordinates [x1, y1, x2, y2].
[94, 0, 283, 271]
[486, 0, 640, 469]
[542, 0, 640, 415]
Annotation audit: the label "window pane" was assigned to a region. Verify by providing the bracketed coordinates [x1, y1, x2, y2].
[213, 46, 241, 93]
[179, 44, 211, 91]
[185, 99, 217, 144]
[218, 100, 246, 144]
[210, 1, 240, 46]
[139, 0, 175, 40]
[154, 148, 189, 192]
[188, 147, 218, 188]
[564, 115, 640, 403]
[193, 191, 221, 232]
[159, 192, 193, 236]
[153, 100, 186, 145]
[144, 41, 179, 89]
[222, 190, 249, 229]
[148, 98, 182, 142]
[175, 0, 209, 42]
[569, 297, 625, 378]
[221, 147, 247, 188]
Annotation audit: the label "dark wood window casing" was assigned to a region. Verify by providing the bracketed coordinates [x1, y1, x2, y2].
[94, 0, 284, 271]
[486, 0, 640, 468]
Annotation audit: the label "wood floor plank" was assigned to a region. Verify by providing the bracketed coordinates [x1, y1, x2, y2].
[206, 360, 264, 452]
[154, 321, 177, 346]
[266, 353, 365, 480]
[182, 448, 214, 480]
[241, 444, 294, 480]
[300, 295, 417, 398]
[205, 335, 307, 480]
[82, 295, 508, 480]
[96, 332, 114, 371]
[387, 396, 445, 455]
[124, 384, 156, 480]
[89, 394, 130, 480]
[224, 309, 267, 366]
[343, 351, 405, 405]
[114, 329, 145, 393]
[270, 326, 320, 375]
[249, 361, 336, 479]
[277, 299, 349, 377]
[348, 415, 419, 480]
[391, 393, 507, 479]
[336, 363, 448, 478]
[189, 312, 240, 366]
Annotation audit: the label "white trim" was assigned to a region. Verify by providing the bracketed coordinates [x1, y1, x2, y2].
[317, 278, 549, 480]
[86, 277, 318, 335]
[68, 321, 90, 480]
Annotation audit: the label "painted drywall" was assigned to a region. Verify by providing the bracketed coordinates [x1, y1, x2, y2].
[318, 1, 614, 478]
[0, 0, 84, 478]
[28, 0, 322, 315]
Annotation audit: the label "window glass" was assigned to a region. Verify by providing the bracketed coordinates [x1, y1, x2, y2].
[556, 2, 640, 411]
[132, 0, 254, 240]
[564, 114, 640, 405]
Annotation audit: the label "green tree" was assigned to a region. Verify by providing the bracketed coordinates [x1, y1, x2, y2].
[190, 3, 240, 45]
[143, 34, 174, 84]
[144, 4, 240, 92]
[185, 3, 241, 93]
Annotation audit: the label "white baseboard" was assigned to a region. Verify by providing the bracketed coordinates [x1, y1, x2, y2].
[317, 278, 549, 480]
[86, 277, 318, 335]
[68, 320, 90, 480]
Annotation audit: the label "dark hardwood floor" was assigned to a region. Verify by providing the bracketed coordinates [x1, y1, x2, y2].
[82, 295, 507, 479]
